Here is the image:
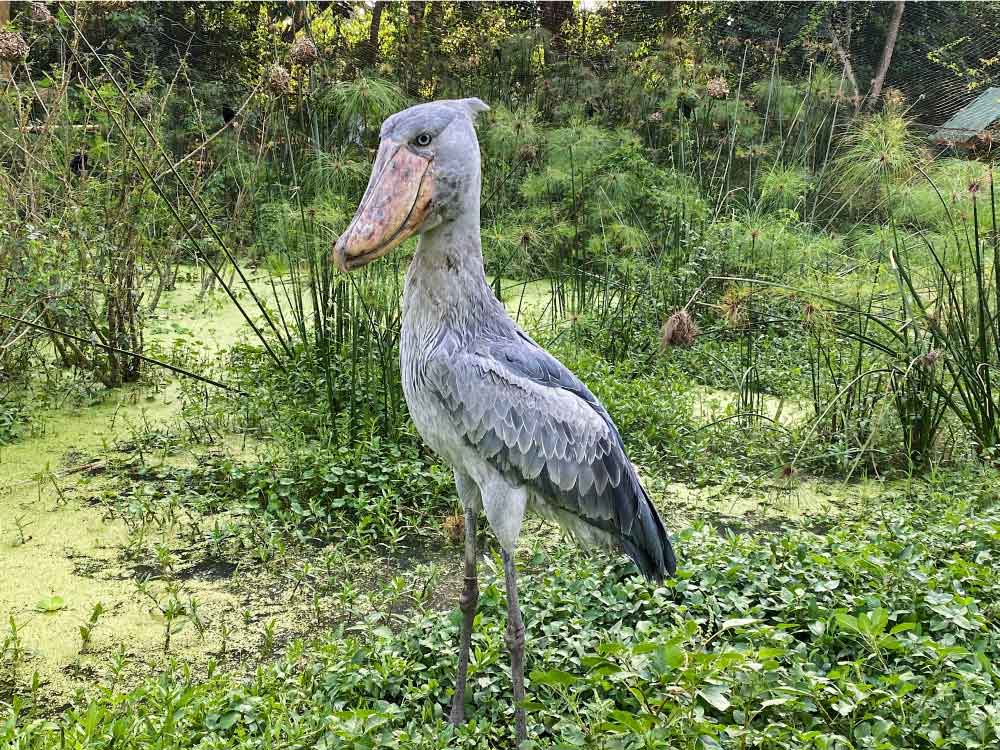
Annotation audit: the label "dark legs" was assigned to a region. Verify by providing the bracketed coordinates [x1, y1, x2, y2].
[446, 488, 526, 746]
[502, 548, 527, 745]
[449, 505, 479, 725]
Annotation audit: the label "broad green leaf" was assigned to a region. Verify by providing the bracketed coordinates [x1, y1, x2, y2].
[651, 643, 684, 674]
[760, 697, 793, 708]
[529, 669, 578, 687]
[609, 710, 652, 733]
[721, 617, 758, 630]
[835, 612, 859, 633]
[698, 685, 731, 712]
[35, 596, 66, 613]
[217, 711, 240, 730]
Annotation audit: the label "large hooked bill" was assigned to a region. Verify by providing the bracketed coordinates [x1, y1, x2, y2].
[332, 140, 435, 272]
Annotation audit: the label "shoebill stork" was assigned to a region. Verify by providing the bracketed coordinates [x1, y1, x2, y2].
[332, 98, 676, 744]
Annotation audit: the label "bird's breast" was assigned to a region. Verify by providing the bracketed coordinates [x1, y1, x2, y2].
[400, 261, 505, 467]
[400, 311, 463, 465]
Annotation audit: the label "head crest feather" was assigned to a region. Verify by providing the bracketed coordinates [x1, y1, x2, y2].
[448, 97, 490, 121]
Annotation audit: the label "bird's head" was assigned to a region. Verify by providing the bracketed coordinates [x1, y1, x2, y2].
[332, 97, 489, 272]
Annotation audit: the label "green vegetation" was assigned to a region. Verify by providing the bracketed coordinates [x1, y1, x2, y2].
[5, 473, 999, 749]
[2, 1, 1000, 748]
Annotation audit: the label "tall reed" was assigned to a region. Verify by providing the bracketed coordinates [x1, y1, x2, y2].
[891, 170, 1000, 461]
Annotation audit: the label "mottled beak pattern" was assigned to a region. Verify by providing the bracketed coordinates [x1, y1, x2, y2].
[332, 140, 435, 272]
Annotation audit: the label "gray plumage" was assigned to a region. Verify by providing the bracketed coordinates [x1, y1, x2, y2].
[335, 98, 677, 739]
[381, 100, 676, 580]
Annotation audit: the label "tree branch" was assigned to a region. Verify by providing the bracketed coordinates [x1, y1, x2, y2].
[867, 1, 905, 111]
[827, 25, 860, 113]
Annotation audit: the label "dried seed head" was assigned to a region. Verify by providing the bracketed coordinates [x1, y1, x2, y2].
[132, 92, 154, 116]
[661, 310, 699, 349]
[647, 110, 664, 122]
[267, 64, 291, 95]
[707, 76, 730, 99]
[925, 308, 942, 332]
[0, 31, 29, 63]
[289, 37, 319, 67]
[517, 143, 538, 163]
[720, 289, 748, 329]
[802, 302, 822, 327]
[31, 2, 54, 25]
[968, 180, 981, 195]
[916, 349, 942, 370]
[443, 513, 464, 545]
[884, 87, 905, 109]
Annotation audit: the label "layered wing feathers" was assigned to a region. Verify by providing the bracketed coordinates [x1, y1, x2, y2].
[428, 331, 676, 579]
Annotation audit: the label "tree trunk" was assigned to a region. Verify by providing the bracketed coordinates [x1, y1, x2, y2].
[406, 1, 426, 92]
[281, 1, 308, 43]
[828, 27, 860, 113]
[867, 1, 905, 111]
[421, 0, 445, 97]
[0, 0, 10, 83]
[366, 1, 385, 69]
[539, 1, 574, 59]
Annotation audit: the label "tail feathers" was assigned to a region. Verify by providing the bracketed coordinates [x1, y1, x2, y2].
[621, 485, 676, 581]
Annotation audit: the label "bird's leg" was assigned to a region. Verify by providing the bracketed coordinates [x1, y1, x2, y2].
[449, 505, 479, 726]
[501, 548, 527, 745]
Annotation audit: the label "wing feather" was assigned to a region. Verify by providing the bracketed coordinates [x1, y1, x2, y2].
[426, 332, 676, 579]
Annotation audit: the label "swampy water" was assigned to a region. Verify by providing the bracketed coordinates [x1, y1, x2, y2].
[0, 273, 865, 708]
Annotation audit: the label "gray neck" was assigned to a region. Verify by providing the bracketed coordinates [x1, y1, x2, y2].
[403, 209, 503, 340]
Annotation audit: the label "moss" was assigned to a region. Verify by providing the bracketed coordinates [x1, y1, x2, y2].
[149, 270, 288, 356]
[654, 477, 878, 533]
[495, 277, 556, 325]
[0, 272, 295, 703]
[692, 386, 810, 427]
[0, 389, 183, 701]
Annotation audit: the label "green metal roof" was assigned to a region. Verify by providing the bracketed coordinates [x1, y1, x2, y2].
[932, 87, 1000, 143]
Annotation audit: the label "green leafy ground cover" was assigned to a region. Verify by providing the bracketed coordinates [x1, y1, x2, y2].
[4, 6, 1000, 748]
[4, 470, 998, 749]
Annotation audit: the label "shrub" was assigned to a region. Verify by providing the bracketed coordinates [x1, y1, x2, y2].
[758, 164, 811, 211]
[705, 211, 842, 278]
[829, 110, 926, 217]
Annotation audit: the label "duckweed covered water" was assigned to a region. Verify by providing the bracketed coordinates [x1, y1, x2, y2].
[0, 277, 280, 703]
[2, 271, 863, 707]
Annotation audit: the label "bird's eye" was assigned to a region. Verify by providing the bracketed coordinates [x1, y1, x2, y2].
[414, 132, 433, 147]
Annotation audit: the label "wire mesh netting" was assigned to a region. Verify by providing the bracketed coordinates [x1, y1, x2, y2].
[7, 8, 1000, 742]
[10, 3, 1000, 126]
[2, 1, 1000, 432]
